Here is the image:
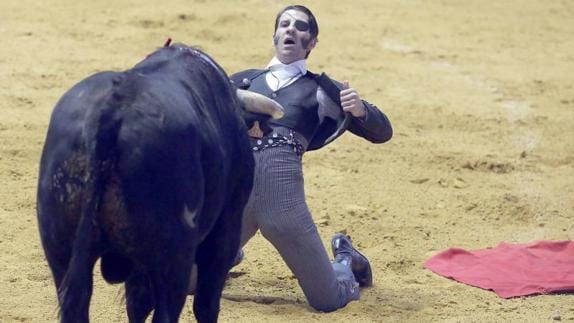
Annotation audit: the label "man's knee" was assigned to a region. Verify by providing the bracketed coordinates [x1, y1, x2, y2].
[308, 296, 344, 313]
[307, 274, 360, 312]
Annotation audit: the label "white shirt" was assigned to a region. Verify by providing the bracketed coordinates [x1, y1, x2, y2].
[265, 57, 307, 92]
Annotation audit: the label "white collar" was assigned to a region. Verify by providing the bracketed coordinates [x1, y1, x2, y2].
[266, 57, 307, 77]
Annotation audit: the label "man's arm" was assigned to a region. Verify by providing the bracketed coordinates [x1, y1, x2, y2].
[338, 80, 393, 144]
[347, 100, 393, 144]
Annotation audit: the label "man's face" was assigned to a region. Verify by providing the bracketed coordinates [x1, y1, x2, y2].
[273, 9, 317, 64]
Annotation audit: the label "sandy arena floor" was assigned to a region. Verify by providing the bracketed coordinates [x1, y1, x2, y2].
[1, 0, 573, 321]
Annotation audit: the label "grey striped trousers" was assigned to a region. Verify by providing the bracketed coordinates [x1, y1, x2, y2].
[240, 144, 360, 312]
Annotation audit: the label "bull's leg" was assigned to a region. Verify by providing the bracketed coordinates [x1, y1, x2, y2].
[38, 203, 91, 322]
[125, 270, 154, 323]
[193, 197, 244, 323]
[41, 226, 95, 323]
[149, 255, 193, 323]
[37, 200, 75, 291]
[41, 235, 72, 292]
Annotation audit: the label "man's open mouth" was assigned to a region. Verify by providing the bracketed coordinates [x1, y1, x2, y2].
[284, 39, 296, 45]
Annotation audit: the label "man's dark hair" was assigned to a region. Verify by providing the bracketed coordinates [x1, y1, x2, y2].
[274, 5, 319, 40]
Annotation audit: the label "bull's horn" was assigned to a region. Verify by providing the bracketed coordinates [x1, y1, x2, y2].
[237, 89, 284, 119]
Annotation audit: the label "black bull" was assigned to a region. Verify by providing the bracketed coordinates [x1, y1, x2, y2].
[37, 44, 267, 322]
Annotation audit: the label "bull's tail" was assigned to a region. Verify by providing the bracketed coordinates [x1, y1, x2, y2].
[58, 76, 124, 322]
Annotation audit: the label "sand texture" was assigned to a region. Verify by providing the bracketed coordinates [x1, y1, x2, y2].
[1, 0, 573, 321]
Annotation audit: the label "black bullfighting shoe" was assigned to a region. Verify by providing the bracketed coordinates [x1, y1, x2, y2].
[331, 233, 373, 287]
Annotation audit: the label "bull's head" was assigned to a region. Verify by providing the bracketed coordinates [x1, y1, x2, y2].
[157, 40, 284, 135]
[159, 40, 284, 128]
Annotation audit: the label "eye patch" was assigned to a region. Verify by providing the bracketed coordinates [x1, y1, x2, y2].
[280, 18, 310, 32]
[294, 20, 309, 32]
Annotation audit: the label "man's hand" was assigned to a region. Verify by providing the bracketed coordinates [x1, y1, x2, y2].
[340, 80, 366, 118]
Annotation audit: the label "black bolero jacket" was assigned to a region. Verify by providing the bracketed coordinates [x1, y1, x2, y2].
[230, 69, 392, 151]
